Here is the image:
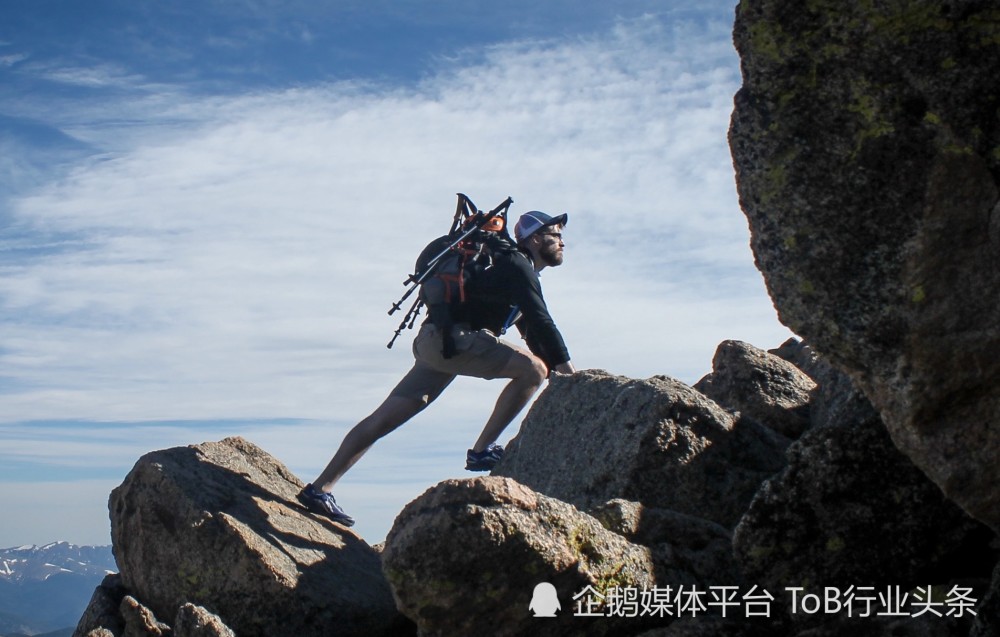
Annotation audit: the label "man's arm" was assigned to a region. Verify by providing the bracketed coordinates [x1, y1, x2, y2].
[509, 256, 571, 370]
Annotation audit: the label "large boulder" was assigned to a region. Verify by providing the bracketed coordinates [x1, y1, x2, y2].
[493, 370, 788, 528]
[734, 420, 996, 595]
[381, 476, 660, 637]
[695, 339, 815, 438]
[730, 0, 1000, 530]
[106, 436, 407, 637]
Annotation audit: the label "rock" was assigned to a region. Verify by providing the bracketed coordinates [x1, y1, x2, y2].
[768, 338, 882, 430]
[730, 0, 1000, 531]
[381, 476, 660, 636]
[109, 436, 407, 637]
[767, 338, 823, 382]
[589, 500, 740, 588]
[970, 559, 1000, 637]
[74, 574, 126, 637]
[734, 420, 996, 595]
[174, 604, 236, 637]
[695, 339, 815, 438]
[493, 369, 788, 528]
[788, 613, 975, 637]
[120, 596, 169, 637]
[635, 617, 772, 637]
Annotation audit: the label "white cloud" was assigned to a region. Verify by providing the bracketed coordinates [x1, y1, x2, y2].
[27, 59, 149, 89]
[0, 52, 29, 67]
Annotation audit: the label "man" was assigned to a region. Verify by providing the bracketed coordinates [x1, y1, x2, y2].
[298, 210, 576, 526]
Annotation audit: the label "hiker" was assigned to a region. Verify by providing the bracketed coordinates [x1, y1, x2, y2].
[298, 210, 576, 526]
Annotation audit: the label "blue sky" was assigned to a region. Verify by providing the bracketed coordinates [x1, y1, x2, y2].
[0, 0, 792, 547]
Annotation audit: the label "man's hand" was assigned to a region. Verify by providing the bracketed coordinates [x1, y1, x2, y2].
[552, 362, 576, 375]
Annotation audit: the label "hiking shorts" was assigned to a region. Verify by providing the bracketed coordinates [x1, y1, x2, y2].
[389, 322, 520, 404]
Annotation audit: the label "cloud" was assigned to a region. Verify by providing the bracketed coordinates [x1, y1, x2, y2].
[0, 9, 792, 544]
[2, 13, 790, 422]
[0, 52, 29, 67]
[31, 61, 148, 88]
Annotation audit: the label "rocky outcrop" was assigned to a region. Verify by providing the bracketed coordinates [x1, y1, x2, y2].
[695, 339, 815, 438]
[82, 437, 408, 637]
[74, 574, 235, 637]
[492, 370, 789, 528]
[77, 340, 997, 636]
[730, 0, 1000, 532]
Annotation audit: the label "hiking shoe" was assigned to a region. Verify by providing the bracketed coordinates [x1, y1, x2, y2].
[297, 484, 355, 527]
[466, 443, 504, 471]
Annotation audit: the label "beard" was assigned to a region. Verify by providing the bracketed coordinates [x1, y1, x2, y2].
[538, 243, 564, 267]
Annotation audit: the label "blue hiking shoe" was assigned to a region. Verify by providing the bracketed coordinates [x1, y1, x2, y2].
[297, 483, 355, 527]
[466, 443, 504, 471]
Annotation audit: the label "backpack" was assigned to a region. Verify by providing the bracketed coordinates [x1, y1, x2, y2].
[387, 194, 515, 357]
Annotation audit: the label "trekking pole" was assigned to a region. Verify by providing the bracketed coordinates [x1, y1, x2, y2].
[387, 298, 423, 349]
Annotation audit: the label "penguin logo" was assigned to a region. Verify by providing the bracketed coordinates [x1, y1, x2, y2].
[529, 582, 561, 617]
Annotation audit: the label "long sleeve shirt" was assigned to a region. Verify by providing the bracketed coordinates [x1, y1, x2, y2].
[459, 247, 571, 370]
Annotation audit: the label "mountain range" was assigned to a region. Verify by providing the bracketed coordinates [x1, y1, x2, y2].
[0, 542, 116, 637]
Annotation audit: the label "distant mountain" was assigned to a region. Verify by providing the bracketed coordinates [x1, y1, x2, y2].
[0, 543, 115, 636]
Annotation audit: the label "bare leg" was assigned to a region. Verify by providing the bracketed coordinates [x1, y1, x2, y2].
[313, 394, 425, 492]
[470, 348, 548, 453]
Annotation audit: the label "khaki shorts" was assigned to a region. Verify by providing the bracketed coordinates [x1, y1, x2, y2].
[389, 323, 520, 404]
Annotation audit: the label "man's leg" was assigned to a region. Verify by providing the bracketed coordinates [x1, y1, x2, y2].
[470, 347, 548, 453]
[312, 394, 426, 492]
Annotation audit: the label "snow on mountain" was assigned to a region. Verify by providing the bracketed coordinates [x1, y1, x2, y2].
[0, 542, 115, 583]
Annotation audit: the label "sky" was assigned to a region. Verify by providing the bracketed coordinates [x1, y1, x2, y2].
[0, 0, 793, 548]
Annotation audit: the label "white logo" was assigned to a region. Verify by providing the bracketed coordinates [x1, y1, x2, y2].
[529, 582, 561, 617]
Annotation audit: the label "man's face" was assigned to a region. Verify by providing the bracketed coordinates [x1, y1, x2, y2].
[532, 224, 565, 267]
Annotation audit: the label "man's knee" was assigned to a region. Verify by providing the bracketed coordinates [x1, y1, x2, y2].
[520, 354, 549, 386]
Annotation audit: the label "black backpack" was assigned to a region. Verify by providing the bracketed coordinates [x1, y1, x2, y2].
[387, 194, 515, 357]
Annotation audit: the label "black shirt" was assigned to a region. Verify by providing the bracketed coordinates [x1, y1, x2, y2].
[459, 246, 571, 370]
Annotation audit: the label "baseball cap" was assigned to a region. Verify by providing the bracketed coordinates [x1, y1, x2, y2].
[514, 211, 568, 243]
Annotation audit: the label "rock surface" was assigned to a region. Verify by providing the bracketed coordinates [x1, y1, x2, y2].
[173, 604, 236, 637]
[74, 574, 126, 637]
[730, 0, 1000, 531]
[106, 436, 406, 637]
[493, 369, 788, 528]
[768, 338, 882, 431]
[734, 419, 996, 595]
[695, 339, 815, 438]
[589, 500, 740, 589]
[381, 476, 661, 636]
